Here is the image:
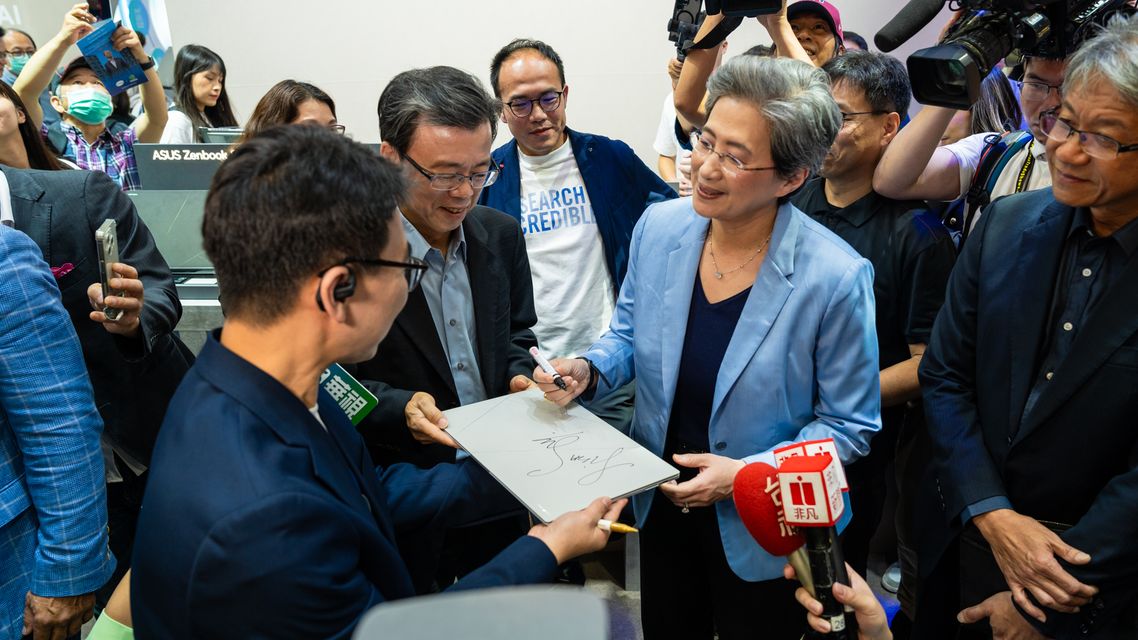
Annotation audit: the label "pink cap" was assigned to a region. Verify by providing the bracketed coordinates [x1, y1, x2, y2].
[787, 0, 844, 43]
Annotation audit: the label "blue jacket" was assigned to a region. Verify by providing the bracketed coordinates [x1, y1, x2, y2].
[0, 226, 113, 639]
[580, 198, 882, 582]
[479, 128, 676, 294]
[131, 332, 558, 639]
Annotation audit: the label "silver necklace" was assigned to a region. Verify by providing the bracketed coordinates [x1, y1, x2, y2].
[707, 230, 773, 279]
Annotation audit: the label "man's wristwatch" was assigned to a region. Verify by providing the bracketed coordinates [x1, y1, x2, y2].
[138, 56, 156, 71]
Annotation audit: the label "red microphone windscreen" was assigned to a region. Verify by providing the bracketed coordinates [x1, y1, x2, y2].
[734, 462, 805, 557]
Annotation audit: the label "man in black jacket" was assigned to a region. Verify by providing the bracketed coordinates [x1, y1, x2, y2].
[355, 66, 538, 589]
[917, 14, 1138, 638]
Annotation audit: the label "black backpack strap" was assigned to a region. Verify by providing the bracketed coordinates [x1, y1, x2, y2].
[959, 131, 1034, 245]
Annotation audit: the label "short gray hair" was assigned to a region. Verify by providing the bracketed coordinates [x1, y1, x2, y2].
[377, 66, 501, 154]
[705, 56, 840, 180]
[1063, 12, 1138, 108]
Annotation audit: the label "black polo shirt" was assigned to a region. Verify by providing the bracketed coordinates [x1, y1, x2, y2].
[791, 178, 957, 373]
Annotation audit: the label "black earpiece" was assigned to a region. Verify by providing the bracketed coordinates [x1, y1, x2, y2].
[315, 267, 357, 311]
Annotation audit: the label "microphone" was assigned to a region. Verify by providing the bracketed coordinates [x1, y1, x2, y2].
[874, 0, 945, 52]
[733, 462, 814, 597]
[778, 454, 856, 638]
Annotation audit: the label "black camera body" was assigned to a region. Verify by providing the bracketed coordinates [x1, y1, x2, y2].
[668, 0, 705, 59]
[908, 0, 1128, 108]
[705, 0, 783, 17]
[668, 0, 781, 59]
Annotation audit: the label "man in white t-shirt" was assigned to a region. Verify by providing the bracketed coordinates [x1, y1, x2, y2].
[479, 38, 676, 432]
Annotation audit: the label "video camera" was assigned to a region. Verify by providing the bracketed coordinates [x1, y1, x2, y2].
[877, 0, 1130, 109]
[668, 0, 782, 59]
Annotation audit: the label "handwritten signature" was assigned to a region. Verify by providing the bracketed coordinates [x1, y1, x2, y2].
[575, 448, 635, 486]
[527, 432, 636, 486]
[527, 432, 583, 477]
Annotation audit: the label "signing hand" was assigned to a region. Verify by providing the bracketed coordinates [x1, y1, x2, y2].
[785, 563, 892, 640]
[974, 509, 1096, 621]
[658, 453, 745, 508]
[57, 3, 95, 46]
[958, 592, 1049, 640]
[404, 392, 457, 448]
[527, 497, 628, 565]
[87, 262, 144, 338]
[532, 357, 591, 406]
[22, 592, 95, 640]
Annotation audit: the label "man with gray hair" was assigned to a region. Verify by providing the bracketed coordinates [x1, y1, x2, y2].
[354, 66, 541, 588]
[918, 13, 1138, 639]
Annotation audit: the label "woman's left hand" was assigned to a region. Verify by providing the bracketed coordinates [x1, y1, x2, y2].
[658, 453, 746, 508]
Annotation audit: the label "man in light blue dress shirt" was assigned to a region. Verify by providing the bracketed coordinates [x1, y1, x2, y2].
[354, 66, 542, 589]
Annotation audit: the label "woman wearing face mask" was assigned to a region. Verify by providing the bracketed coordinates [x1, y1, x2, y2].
[235, 79, 344, 145]
[161, 44, 238, 144]
[0, 82, 71, 171]
[12, 2, 168, 191]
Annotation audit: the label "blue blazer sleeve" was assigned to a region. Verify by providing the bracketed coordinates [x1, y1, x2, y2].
[0, 227, 113, 597]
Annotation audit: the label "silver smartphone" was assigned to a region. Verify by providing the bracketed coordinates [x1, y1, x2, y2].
[95, 219, 124, 321]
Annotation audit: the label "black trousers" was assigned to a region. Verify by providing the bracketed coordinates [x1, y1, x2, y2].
[95, 467, 147, 610]
[640, 490, 806, 640]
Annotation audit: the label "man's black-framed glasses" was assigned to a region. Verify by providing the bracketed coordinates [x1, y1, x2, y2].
[840, 110, 889, 124]
[504, 90, 564, 118]
[320, 246, 429, 292]
[1040, 109, 1138, 160]
[402, 153, 499, 191]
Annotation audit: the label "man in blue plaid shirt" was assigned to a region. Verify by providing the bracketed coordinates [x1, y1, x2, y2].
[0, 225, 114, 640]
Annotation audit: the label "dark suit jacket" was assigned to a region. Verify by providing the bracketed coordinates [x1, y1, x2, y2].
[8, 167, 190, 464]
[131, 333, 558, 639]
[919, 188, 1138, 636]
[354, 206, 538, 468]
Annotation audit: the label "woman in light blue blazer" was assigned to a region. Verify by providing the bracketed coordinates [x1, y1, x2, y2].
[536, 56, 881, 639]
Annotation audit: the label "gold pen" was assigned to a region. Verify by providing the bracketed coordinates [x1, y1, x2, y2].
[597, 519, 638, 534]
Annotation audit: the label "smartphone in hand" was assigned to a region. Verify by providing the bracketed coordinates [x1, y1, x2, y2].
[95, 219, 124, 321]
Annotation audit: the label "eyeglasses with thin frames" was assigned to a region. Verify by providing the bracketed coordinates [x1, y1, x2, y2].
[1040, 109, 1138, 160]
[690, 131, 777, 174]
[503, 90, 564, 118]
[319, 246, 430, 292]
[840, 110, 889, 124]
[1019, 80, 1062, 102]
[402, 153, 499, 191]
